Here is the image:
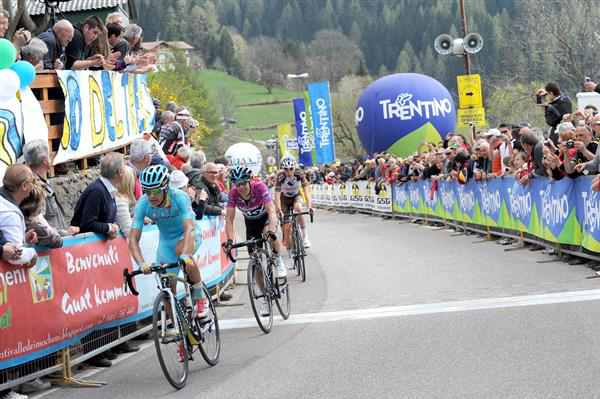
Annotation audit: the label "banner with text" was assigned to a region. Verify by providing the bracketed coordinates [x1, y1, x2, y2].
[307, 82, 335, 164]
[55, 71, 155, 164]
[293, 98, 313, 166]
[0, 88, 49, 181]
[314, 177, 598, 252]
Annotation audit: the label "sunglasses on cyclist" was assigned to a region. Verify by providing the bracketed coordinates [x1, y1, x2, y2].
[283, 167, 295, 171]
[143, 187, 164, 196]
[234, 180, 250, 188]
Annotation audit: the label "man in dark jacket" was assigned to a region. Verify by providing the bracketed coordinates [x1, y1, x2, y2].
[37, 19, 74, 69]
[71, 152, 123, 238]
[64, 16, 104, 69]
[187, 162, 223, 216]
[520, 129, 548, 180]
[538, 82, 572, 144]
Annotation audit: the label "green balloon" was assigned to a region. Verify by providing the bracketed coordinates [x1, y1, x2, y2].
[0, 38, 16, 69]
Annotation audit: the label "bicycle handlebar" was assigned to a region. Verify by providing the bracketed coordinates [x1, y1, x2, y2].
[123, 262, 180, 296]
[284, 210, 314, 223]
[221, 236, 268, 263]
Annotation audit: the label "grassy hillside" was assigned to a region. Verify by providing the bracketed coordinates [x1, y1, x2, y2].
[198, 69, 298, 143]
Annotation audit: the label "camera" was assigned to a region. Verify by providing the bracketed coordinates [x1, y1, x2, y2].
[566, 139, 575, 149]
[585, 76, 592, 83]
[536, 93, 546, 104]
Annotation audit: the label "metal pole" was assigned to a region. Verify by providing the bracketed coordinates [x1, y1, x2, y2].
[459, 0, 471, 75]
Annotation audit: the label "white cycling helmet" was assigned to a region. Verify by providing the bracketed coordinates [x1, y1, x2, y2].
[280, 155, 297, 169]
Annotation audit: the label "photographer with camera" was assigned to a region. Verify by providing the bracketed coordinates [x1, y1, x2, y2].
[584, 80, 600, 95]
[564, 125, 598, 178]
[537, 82, 572, 145]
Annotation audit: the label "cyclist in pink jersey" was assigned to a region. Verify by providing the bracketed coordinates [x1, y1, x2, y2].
[224, 166, 287, 316]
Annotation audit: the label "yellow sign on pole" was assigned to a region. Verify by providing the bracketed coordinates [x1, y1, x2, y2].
[277, 123, 291, 155]
[457, 107, 486, 127]
[457, 74, 483, 109]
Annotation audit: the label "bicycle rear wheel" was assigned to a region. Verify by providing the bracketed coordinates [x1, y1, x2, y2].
[293, 226, 301, 276]
[152, 291, 188, 389]
[247, 257, 273, 333]
[196, 286, 220, 366]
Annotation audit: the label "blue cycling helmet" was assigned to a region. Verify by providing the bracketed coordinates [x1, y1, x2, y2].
[228, 166, 252, 183]
[140, 164, 170, 190]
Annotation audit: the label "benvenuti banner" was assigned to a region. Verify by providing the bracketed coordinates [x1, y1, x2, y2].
[307, 82, 335, 164]
[0, 216, 233, 369]
[293, 99, 313, 166]
[314, 177, 598, 252]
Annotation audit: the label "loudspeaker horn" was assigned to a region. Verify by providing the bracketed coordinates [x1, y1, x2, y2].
[433, 34, 454, 55]
[463, 32, 483, 54]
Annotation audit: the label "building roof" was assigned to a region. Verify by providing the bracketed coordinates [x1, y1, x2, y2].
[141, 41, 194, 52]
[25, 0, 137, 18]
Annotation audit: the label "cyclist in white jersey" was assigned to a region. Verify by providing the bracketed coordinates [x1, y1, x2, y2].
[274, 155, 313, 269]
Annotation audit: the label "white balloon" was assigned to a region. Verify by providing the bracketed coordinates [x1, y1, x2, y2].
[225, 142, 263, 176]
[0, 69, 20, 102]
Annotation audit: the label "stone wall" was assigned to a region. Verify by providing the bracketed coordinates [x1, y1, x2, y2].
[50, 168, 100, 222]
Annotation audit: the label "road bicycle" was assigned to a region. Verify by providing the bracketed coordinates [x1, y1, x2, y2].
[284, 211, 313, 282]
[223, 235, 290, 333]
[124, 261, 220, 389]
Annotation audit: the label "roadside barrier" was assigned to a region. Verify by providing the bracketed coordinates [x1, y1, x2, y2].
[0, 215, 234, 390]
[312, 176, 600, 259]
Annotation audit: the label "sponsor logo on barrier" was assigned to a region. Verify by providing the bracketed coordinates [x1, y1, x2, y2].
[376, 185, 391, 205]
[480, 183, 501, 215]
[29, 256, 53, 304]
[338, 183, 348, 202]
[507, 183, 532, 219]
[394, 185, 407, 206]
[581, 190, 600, 233]
[539, 186, 569, 227]
[458, 186, 474, 213]
[364, 183, 374, 204]
[440, 186, 455, 210]
[409, 186, 420, 208]
[379, 93, 453, 121]
[350, 183, 363, 203]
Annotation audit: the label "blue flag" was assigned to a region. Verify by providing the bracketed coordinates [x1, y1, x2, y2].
[293, 98, 313, 166]
[308, 82, 335, 164]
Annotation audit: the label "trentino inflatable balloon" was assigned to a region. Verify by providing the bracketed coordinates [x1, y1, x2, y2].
[355, 73, 456, 156]
[224, 142, 263, 176]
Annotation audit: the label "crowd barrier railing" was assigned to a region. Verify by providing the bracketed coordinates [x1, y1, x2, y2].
[311, 176, 600, 259]
[0, 215, 234, 390]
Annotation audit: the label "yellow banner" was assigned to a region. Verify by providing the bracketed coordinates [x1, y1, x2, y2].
[457, 74, 483, 109]
[457, 107, 486, 127]
[277, 123, 292, 156]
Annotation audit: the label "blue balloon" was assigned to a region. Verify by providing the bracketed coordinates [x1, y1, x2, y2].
[355, 73, 456, 156]
[10, 61, 36, 89]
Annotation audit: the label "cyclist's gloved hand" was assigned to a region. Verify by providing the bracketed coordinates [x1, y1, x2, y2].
[140, 262, 153, 275]
[179, 255, 195, 271]
[266, 231, 277, 241]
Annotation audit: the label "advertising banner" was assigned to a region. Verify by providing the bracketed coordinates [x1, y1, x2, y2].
[293, 98, 313, 166]
[0, 87, 48, 181]
[374, 183, 392, 213]
[55, 71, 155, 164]
[307, 82, 335, 164]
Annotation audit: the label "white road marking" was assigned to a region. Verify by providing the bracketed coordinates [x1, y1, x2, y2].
[219, 289, 600, 329]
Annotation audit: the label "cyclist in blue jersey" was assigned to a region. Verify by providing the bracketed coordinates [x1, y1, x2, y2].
[128, 165, 209, 321]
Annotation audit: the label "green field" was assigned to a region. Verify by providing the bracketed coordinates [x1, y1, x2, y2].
[198, 69, 298, 105]
[236, 102, 295, 129]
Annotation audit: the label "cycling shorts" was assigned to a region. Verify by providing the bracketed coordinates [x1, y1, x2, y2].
[281, 194, 302, 221]
[245, 213, 269, 242]
[159, 236, 201, 276]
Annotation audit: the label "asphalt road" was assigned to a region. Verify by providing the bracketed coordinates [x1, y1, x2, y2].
[39, 209, 600, 399]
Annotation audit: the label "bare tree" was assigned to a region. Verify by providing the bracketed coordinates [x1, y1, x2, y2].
[246, 36, 291, 93]
[306, 30, 364, 85]
[215, 84, 238, 123]
[506, 0, 600, 94]
[331, 75, 370, 159]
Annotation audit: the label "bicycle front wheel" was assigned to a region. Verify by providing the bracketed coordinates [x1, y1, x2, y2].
[152, 291, 188, 389]
[247, 258, 273, 333]
[293, 227, 301, 276]
[197, 286, 220, 366]
[275, 275, 291, 319]
[294, 227, 306, 282]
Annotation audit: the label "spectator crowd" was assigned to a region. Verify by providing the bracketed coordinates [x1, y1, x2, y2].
[1, 10, 154, 73]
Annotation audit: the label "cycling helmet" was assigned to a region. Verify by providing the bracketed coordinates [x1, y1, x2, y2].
[280, 155, 297, 169]
[140, 164, 170, 190]
[228, 166, 253, 183]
